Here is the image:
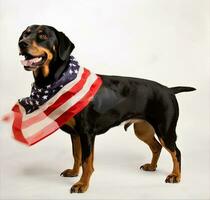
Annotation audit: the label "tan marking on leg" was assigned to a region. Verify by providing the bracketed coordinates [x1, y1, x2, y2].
[71, 134, 82, 176]
[159, 139, 181, 183]
[134, 120, 162, 171]
[71, 149, 94, 193]
[61, 119, 80, 177]
[61, 134, 82, 177]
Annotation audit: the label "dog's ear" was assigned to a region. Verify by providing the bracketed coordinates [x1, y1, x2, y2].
[57, 31, 75, 61]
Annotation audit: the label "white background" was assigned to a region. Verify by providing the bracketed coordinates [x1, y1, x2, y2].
[0, 0, 209, 199]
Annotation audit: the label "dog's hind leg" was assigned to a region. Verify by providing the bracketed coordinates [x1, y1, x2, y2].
[60, 133, 82, 177]
[156, 95, 181, 183]
[159, 136, 181, 183]
[134, 120, 162, 171]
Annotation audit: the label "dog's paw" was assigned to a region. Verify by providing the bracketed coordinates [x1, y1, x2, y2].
[165, 173, 180, 183]
[140, 163, 157, 171]
[70, 181, 88, 193]
[60, 169, 79, 177]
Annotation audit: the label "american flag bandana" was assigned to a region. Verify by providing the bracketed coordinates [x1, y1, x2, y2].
[11, 56, 102, 146]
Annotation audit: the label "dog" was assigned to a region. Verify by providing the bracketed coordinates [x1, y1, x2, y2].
[18, 25, 195, 193]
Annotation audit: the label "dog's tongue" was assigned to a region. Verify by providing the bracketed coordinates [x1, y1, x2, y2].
[20, 57, 42, 67]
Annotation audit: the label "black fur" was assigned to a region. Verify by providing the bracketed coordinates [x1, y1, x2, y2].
[19, 25, 196, 191]
[71, 75, 195, 159]
[18, 25, 74, 87]
[170, 86, 196, 94]
[18, 25, 196, 161]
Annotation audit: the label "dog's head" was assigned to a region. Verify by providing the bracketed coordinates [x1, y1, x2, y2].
[18, 25, 75, 73]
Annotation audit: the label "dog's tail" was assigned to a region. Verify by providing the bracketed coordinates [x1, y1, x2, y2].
[170, 86, 196, 94]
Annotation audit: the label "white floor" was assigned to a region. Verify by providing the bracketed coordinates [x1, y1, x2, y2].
[0, 116, 210, 200]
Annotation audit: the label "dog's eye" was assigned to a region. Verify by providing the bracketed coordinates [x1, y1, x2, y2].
[39, 33, 48, 40]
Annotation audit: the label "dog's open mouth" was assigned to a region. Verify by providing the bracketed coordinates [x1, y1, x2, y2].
[20, 53, 47, 71]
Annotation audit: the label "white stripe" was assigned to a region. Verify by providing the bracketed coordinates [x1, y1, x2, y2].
[22, 67, 85, 121]
[22, 73, 98, 138]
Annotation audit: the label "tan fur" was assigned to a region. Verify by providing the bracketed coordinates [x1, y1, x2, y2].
[70, 148, 94, 193]
[28, 41, 53, 77]
[65, 118, 76, 128]
[133, 119, 162, 171]
[159, 139, 181, 182]
[60, 118, 81, 177]
[61, 134, 82, 177]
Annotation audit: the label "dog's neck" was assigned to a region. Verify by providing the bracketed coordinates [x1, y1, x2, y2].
[33, 60, 68, 88]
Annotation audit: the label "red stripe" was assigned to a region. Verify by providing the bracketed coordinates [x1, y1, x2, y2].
[26, 77, 102, 146]
[22, 68, 90, 129]
[55, 76, 102, 126]
[26, 121, 59, 145]
[12, 104, 28, 145]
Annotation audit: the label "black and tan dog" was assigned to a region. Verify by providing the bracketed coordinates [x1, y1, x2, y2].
[18, 25, 195, 193]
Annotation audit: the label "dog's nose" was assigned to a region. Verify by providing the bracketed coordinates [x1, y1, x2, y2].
[19, 41, 29, 49]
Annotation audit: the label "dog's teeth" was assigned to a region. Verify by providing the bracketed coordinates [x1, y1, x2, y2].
[37, 57, 42, 62]
[19, 55, 26, 61]
[20, 56, 43, 67]
[32, 57, 42, 64]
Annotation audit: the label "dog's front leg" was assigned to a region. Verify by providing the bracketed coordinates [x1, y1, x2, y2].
[70, 134, 95, 193]
[60, 133, 81, 177]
